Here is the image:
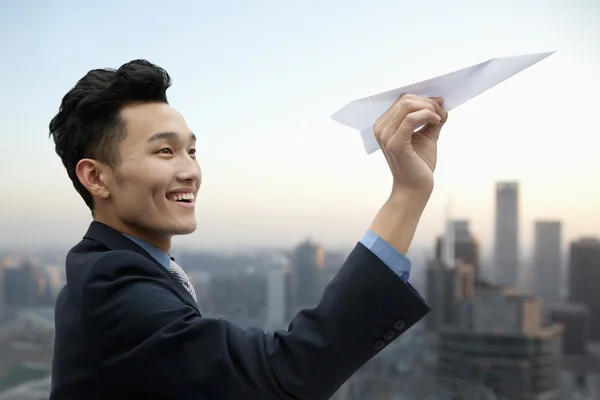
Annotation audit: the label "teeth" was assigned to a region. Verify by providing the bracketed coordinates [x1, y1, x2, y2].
[168, 192, 194, 202]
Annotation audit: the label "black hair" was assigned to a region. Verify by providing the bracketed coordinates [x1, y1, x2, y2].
[49, 59, 172, 213]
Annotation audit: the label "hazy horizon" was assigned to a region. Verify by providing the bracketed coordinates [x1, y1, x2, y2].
[1, 0, 599, 255]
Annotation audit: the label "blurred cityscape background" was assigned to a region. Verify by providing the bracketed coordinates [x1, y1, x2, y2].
[2, 180, 600, 399]
[1, 0, 599, 399]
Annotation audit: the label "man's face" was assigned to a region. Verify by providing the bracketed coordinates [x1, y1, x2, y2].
[101, 102, 201, 242]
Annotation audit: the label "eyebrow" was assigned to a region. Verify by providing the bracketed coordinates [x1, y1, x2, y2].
[148, 131, 197, 143]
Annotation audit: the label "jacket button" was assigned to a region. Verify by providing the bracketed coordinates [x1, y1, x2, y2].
[393, 319, 407, 331]
[383, 330, 395, 341]
[374, 340, 386, 351]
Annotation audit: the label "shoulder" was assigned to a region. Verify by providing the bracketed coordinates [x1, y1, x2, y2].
[87, 248, 162, 280]
[64, 240, 170, 309]
[78, 246, 173, 305]
[67, 239, 163, 284]
[77, 245, 194, 341]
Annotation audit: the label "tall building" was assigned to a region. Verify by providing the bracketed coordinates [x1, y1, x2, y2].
[435, 221, 480, 281]
[288, 239, 325, 314]
[453, 221, 480, 280]
[494, 181, 520, 287]
[547, 302, 590, 355]
[265, 263, 289, 331]
[434, 236, 443, 260]
[532, 220, 562, 304]
[437, 286, 563, 400]
[568, 238, 600, 340]
[425, 258, 475, 332]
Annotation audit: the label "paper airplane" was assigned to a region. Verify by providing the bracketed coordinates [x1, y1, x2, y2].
[331, 51, 555, 154]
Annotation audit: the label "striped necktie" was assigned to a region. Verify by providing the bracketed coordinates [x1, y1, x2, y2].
[169, 258, 198, 303]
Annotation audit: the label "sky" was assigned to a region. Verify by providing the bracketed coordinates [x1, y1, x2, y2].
[0, 0, 599, 257]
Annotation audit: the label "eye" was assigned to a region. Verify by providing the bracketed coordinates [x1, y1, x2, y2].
[189, 148, 196, 157]
[158, 148, 173, 155]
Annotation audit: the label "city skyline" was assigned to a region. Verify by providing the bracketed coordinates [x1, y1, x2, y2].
[1, 0, 599, 252]
[0, 176, 592, 259]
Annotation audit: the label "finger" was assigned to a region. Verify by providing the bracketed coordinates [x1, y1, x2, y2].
[375, 94, 408, 127]
[375, 94, 440, 130]
[430, 97, 447, 119]
[390, 95, 444, 128]
[428, 111, 449, 142]
[404, 95, 444, 113]
[379, 98, 438, 146]
[439, 109, 449, 124]
[374, 94, 406, 145]
[375, 95, 446, 146]
[392, 109, 442, 145]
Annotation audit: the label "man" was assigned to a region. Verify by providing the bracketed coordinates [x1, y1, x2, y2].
[49, 59, 447, 399]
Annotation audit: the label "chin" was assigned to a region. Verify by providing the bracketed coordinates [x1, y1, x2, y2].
[170, 221, 197, 235]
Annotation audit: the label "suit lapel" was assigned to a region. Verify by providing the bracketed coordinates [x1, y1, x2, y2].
[83, 221, 202, 314]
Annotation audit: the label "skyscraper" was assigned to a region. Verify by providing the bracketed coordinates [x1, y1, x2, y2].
[532, 220, 562, 303]
[568, 238, 600, 340]
[548, 302, 590, 355]
[494, 181, 519, 287]
[426, 239, 476, 333]
[452, 220, 480, 281]
[434, 220, 480, 284]
[265, 263, 288, 331]
[289, 239, 325, 314]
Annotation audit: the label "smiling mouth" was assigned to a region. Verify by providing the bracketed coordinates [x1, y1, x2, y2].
[167, 193, 195, 203]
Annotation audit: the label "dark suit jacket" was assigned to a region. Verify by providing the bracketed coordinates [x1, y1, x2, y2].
[50, 221, 431, 400]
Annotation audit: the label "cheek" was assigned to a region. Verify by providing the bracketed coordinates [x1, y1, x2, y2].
[113, 176, 156, 206]
[113, 162, 171, 208]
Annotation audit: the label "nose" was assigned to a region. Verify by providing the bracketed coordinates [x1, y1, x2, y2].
[175, 156, 202, 185]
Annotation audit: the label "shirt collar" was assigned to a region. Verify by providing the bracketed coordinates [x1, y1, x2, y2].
[122, 234, 171, 270]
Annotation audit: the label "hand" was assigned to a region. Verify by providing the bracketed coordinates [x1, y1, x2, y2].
[374, 94, 448, 197]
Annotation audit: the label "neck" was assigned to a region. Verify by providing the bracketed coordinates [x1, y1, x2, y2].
[93, 214, 172, 254]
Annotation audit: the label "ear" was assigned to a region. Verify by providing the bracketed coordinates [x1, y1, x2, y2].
[75, 158, 111, 200]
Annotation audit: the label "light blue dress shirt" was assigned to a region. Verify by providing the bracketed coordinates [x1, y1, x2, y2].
[123, 230, 410, 282]
[360, 229, 411, 282]
[123, 234, 172, 270]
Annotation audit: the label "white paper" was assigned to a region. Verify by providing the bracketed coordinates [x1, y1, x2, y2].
[331, 51, 555, 154]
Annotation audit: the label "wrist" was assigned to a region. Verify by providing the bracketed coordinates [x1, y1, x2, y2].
[369, 190, 431, 255]
[388, 187, 432, 208]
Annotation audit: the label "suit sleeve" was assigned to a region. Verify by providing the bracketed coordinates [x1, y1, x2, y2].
[81, 242, 431, 400]
[360, 229, 412, 281]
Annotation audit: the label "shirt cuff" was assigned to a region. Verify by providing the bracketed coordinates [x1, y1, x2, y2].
[360, 230, 411, 282]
